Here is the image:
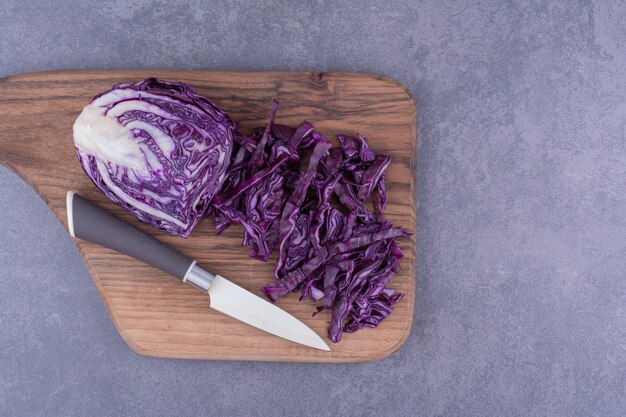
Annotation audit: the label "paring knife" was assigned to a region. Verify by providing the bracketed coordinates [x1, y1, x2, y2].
[66, 191, 330, 351]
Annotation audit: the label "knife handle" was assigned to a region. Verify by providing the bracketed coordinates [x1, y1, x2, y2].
[66, 191, 199, 284]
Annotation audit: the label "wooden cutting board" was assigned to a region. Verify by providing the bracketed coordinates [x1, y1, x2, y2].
[0, 70, 417, 362]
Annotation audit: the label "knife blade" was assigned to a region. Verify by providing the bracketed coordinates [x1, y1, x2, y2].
[208, 275, 329, 350]
[66, 191, 330, 352]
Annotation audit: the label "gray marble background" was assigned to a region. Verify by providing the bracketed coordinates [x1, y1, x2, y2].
[1, 1, 624, 416]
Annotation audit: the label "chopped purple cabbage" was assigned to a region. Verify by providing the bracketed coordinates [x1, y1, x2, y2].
[210, 100, 409, 343]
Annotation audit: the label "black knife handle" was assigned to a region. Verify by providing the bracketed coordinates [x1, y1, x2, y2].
[66, 191, 194, 281]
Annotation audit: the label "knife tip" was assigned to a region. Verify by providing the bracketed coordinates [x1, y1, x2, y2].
[312, 337, 331, 352]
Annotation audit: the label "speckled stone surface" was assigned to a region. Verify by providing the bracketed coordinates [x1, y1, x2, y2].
[1, 1, 624, 416]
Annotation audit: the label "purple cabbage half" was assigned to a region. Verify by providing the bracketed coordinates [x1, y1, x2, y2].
[210, 100, 409, 343]
[73, 78, 235, 237]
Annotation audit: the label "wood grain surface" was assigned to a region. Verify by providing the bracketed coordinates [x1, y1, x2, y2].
[0, 70, 417, 362]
